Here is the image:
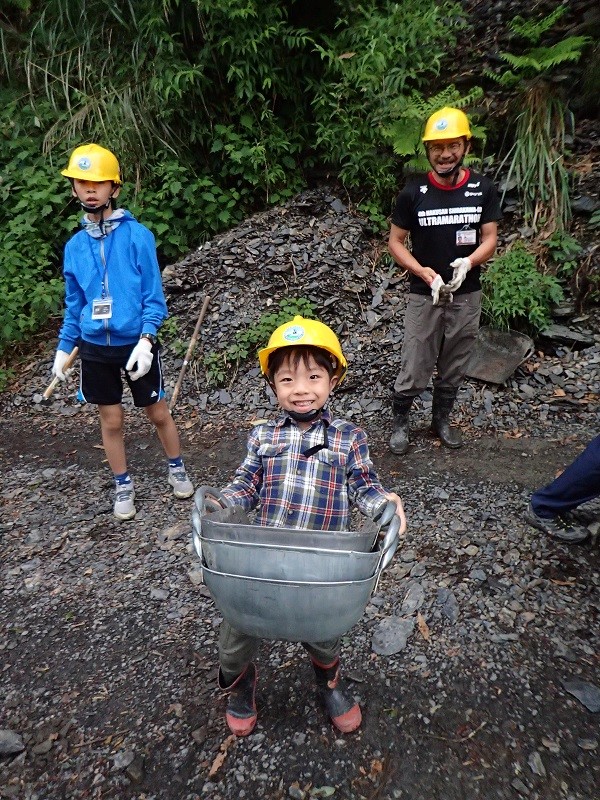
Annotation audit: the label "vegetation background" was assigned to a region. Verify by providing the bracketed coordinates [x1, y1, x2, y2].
[1, 0, 598, 388]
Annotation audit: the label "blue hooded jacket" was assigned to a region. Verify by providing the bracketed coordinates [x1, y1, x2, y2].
[57, 210, 168, 353]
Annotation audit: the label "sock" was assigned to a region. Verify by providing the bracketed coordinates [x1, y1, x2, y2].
[168, 456, 184, 470]
[114, 471, 132, 486]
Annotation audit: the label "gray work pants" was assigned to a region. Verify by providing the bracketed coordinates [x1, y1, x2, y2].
[219, 620, 340, 682]
[393, 291, 481, 396]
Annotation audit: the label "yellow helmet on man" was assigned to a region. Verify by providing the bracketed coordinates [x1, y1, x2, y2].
[61, 144, 122, 184]
[258, 316, 348, 384]
[422, 107, 472, 142]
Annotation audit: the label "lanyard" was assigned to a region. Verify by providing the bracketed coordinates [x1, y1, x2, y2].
[86, 230, 116, 299]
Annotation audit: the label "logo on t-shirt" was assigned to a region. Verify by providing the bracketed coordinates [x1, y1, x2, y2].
[420, 185, 428, 194]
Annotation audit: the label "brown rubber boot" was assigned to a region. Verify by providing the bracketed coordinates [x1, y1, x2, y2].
[312, 658, 362, 733]
[389, 395, 414, 455]
[218, 663, 258, 736]
[431, 387, 462, 449]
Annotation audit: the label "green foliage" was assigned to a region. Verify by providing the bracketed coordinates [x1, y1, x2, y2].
[311, 0, 466, 209]
[489, 8, 591, 234]
[127, 158, 248, 260]
[203, 297, 316, 386]
[15, 0, 315, 204]
[159, 315, 188, 358]
[481, 242, 563, 333]
[0, 95, 78, 355]
[589, 208, 600, 228]
[543, 231, 583, 279]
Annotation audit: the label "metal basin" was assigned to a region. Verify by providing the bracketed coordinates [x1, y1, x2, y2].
[194, 507, 379, 553]
[199, 536, 390, 582]
[201, 566, 380, 642]
[466, 326, 535, 384]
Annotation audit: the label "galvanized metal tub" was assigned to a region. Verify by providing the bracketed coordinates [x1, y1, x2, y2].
[198, 533, 394, 582]
[191, 485, 400, 640]
[201, 566, 381, 641]
[192, 507, 379, 554]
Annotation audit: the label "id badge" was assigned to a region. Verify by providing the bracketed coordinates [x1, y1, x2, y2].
[456, 227, 477, 246]
[91, 296, 113, 320]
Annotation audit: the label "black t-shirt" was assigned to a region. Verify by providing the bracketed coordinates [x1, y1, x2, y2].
[391, 169, 502, 295]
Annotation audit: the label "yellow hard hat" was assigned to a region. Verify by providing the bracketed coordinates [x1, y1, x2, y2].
[258, 316, 348, 383]
[422, 107, 471, 142]
[61, 144, 122, 183]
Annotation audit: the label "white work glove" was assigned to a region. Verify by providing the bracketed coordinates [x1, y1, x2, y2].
[447, 257, 472, 292]
[52, 350, 70, 381]
[126, 338, 153, 381]
[431, 275, 453, 306]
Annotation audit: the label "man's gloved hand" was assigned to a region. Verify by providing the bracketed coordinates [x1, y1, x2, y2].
[447, 257, 472, 292]
[52, 349, 71, 381]
[431, 275, 453, 306]
[126, 338, 154, 380]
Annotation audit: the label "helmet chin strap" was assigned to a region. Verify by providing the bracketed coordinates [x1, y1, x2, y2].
[433, 156, 464, 185]
[287, 407, 322, 423]
[79, 195, 113, 215]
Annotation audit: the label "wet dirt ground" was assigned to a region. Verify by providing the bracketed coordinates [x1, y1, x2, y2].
[1, 405, 598, 800]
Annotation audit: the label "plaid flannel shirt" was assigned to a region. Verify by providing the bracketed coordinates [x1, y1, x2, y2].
[221, 409, 389, 530]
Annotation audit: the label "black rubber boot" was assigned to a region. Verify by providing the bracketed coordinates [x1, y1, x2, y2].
[389, 395, 414, 455]
[312, 658, 362, 733]
[431, 387, 463, 449]
[218, 663, 258, 736]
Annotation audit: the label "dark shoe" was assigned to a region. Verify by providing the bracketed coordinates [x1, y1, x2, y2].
[312, 658, 362, 733]
[524, 502, 589, 544]
[389, 396, 413, 455]
[218, 663, 258, 736]
[431, 388, 462, 449]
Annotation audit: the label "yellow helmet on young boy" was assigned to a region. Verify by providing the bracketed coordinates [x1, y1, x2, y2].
[422, 107, 472, 142]
[61, 144, 122, 184]
[258, 316, 348, 383]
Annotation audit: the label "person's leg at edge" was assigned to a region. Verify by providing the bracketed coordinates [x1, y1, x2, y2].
[531, 434, 600, 518]
[99, 403, 136, 520]
[218, 621, 259, 736]
[303, 638, 361, 733]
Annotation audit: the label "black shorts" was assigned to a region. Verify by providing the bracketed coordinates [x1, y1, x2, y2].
[77, 342, 165, 407]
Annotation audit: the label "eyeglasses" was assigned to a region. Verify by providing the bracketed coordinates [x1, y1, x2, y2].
[427, 142, 464, 156]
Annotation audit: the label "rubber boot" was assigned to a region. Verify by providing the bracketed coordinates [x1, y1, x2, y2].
[312, 658, 362, 733]
[389, 395, 414, 455]
[431, 387, 462, 449]
[218, 663, 257, 736]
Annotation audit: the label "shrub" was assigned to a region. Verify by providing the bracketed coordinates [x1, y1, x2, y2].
[481, 241, 563, 334]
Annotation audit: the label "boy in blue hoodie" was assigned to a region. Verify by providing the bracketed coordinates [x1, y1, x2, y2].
[52, 144, 193, 520]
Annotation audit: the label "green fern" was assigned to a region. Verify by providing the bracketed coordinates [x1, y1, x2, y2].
[508, 7, 567, 45]
[499, 37, 592, 78]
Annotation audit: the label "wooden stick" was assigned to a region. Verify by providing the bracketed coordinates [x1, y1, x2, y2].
[42, 346, 79, 401]
[169, 295, 210, 413]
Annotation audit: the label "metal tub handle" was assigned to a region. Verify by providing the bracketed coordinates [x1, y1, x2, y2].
[194, 485, 231, 515]
[378, 514, 400, 572]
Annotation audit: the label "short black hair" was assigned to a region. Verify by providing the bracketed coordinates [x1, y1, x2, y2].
[267, 345, 335, 382]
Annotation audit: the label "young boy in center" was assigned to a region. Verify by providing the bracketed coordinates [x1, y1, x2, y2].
[214, 316, 406, 736]
[51, 143, 193, 520]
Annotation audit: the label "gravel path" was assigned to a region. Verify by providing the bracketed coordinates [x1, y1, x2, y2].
[1, 187, 599, 800]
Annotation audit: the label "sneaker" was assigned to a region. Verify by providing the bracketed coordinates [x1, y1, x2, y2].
[114, 481, 136, 521]
[524, 501, 589, 544]
[168, 468, 194, 499]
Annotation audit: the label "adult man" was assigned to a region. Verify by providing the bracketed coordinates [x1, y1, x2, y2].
[388, 107, 502, 454]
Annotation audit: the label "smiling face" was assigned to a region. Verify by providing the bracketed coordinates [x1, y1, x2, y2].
[426, 137, 470, 182]
[72, 178, 119, 218]
[271, 349, 339, 428]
